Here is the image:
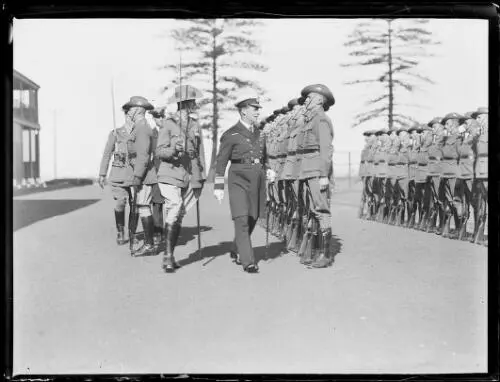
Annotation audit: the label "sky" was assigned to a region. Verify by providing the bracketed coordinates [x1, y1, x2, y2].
[13, 18, 488, 179]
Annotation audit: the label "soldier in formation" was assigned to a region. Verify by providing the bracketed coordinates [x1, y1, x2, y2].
[358, 107, 488, 246]
[254, 84, 336, 269]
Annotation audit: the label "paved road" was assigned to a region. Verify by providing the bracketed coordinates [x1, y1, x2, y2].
[13, 182, 487, 375]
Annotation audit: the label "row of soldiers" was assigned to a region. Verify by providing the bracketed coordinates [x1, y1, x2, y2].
[357, 108, 488, 245]
[99, 86, 206, 273]
[255, 85, 336, 268]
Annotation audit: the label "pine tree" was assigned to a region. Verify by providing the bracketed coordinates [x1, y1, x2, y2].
[342, 19, 440, 130]
[163, 19, 268, 181]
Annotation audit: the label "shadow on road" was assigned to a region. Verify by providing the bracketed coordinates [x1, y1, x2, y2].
[329, 233, 343, 265]
[254, 241, 288, 263]
[13, 199, 101, 231]
[177, 239, 288, 268]
[178, 241, 234, 267]
[133, 225, 212, 243]
[177, 225, 213, 246]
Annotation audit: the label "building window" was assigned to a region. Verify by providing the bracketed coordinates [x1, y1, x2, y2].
[13, 90, 21, 108]
[31, 130, 37, 161]
[21, 90, 30, 108]
[22, 129, 30, 162]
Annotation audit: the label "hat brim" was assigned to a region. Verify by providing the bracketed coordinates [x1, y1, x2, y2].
[122, 102, 154, 111]
[235, 101, 262, 109]
[471, 111, 487, 118]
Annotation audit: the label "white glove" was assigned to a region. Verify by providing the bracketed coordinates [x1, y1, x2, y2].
[266, 169, 276, 183]
[319, 177, 329, 191]
[214, 189, 224, 204]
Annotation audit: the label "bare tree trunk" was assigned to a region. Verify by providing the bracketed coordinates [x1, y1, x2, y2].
[207, 30, 218, 183]
[387, 19, 394, 131]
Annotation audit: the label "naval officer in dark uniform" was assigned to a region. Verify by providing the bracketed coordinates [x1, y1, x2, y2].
[213, 92, 271, 274]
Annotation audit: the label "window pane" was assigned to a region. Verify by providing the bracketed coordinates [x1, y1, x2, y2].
[31, 130, 37, 161]
[13, 90, 21, 108]
[22, 129, 30, 162]
[21, 90, 30, 108]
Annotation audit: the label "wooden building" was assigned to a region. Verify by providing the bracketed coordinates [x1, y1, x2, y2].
[13, 70, 41, 187]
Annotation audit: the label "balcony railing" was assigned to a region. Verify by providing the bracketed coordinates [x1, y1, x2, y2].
[14, 106, 39, 124]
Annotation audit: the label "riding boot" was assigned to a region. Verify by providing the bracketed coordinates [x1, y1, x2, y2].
[473, 217, 485, 245]
[435, 204, 445, 235]
[114, 210, 128, 245]
[309, 228, 332, 268]
[395, 203, 403, 227]
[169, 220, 182, 269]
[450, 207, 460, 239]
[441, 212, 452, 238]
[292, 212, 304, 253]
[425, 208, 437, 233]
[298, 219, 312, 263]
[457, 214, 468, 241]
[366, 199, 373, 220]
[418, 204, 429, 231]
[162, 223, 175, 272]
[133, 216, 156, 257]
[128, 207, 140, 253]
[407, 202, 416, 229]
[388, 203, 396, 225]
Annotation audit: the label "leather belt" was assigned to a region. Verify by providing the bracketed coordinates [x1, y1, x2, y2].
[367, 160, 374, 163]
[429, 156, 439, 160]
[418, 163, 428, 167]
[443, 157, 457, 160]
[268, 155, 277, 159]
[409, 161, 417, 164]
[377, 160, 386, 163]
[396, 162, 407, 165]
[276, 154, 287, 159]
[360, 160, 366, 163]
[231, 158, 262, 165]
[287, 151, 297, 156]
[460, 155, 470, 159]
[297, 148, 319, 154]
[478, 153, 488, 157]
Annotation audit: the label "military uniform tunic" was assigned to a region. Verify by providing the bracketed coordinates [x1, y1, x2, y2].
[474, 130, 488, 179]
[156, 114, 205, 188]
[359, 145, 368, 178]
[407, 138, 419, 182]
[416, 134, 431, 183]
[282, 116, 301, 181]
[298, 109, 334, 181]
[215, 121, 267, 220]
[99, 125, 135, 186]
[374, 141, 389, 178]
[387, 135, 400, 181]
[457, 129, 476, 180]
[441, 133, 460, 179]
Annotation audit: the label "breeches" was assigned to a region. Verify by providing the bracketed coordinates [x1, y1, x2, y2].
[135, 185, 153, 206]
[111, 185, 132, 211]
[158, 182, 198, 225]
